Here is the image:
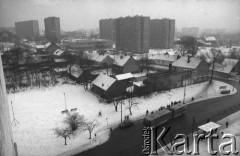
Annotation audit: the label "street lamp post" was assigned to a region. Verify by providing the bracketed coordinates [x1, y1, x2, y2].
[183, 86, 186, 104]
[106, 118, 108, 128]
[120, 100, 125, 123]
[63, 92, 67, 110]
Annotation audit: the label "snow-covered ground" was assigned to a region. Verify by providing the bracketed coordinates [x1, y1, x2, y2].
[8, 80, 236, 156]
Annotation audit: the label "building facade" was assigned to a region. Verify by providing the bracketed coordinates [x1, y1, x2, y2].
[62, 39, 113, 51]
[112, 56, 140, 74]
[116, 16, 150, 54]
[0, 56, 16, 156]
[149, 18, 175, 49]
[15, 20, 39, 40]
[44, 17, 61, 43]
[99, 19, 116, 41]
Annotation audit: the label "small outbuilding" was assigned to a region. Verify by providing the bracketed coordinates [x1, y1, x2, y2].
[91, 74, 126, 101]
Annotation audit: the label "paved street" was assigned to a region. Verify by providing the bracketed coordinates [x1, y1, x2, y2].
[76, 79, 240, 156]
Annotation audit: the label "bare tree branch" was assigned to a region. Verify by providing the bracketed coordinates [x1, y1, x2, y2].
[83, 120, 98, 139]
[126, 98, 138, 115]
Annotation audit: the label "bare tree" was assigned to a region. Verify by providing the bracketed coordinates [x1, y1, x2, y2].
[64, 112, 85, 132]
[126, 98, 138, 115]
[177, 36, 200, 57]
[83, 120, 98, 139]
[54, 127, 73, 145]
[206, 48, 224, 83]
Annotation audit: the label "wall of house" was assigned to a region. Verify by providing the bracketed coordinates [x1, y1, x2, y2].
[112, 64, 123, 74]
[233, 61, 240, 73]
[154, 60, 172, 66]
[194, 61, 209, 77]
[101, 56, 114, 66]
[123, 57, 140, 73]
[0, 56, 16, 156]
[91, 81, 126, 102]
[148, 72, 185, 91]
[212, 71, 229, 78]
[106, 82, 126, 100]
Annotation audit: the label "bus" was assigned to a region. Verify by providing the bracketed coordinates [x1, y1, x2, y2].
[143, 103, 187, 127]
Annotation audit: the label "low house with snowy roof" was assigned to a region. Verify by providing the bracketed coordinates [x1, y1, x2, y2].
[45, 43, 61, 54]
[91, 73, 126, 101]
[67, 65, 95, 84]
[91, 53, 114, 67]
[35, 44, 45, 52]
[148, 53, 179, 67]
[172, 56, 209, 77]
[112, 55, 140, 74]
[203, 36, 217, 46]
[210, 63, 234, 78]
[53, 58, 68, 76]
[222, 58, 240, 73]
[115, 73, 134, 87]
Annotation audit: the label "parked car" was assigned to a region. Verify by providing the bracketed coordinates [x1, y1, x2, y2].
[119, 120, 134, 129]
[220, 89, 230, 94]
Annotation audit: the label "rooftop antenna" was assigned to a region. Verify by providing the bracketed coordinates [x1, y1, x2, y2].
[11, 101, 19, 127]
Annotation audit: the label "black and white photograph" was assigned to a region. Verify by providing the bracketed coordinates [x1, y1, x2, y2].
[0, 0, 240, 156]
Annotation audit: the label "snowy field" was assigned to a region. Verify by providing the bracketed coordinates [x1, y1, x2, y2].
[8, 80, 236, 156]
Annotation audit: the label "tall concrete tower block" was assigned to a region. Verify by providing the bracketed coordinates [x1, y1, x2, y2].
[0, 55, 16, 156]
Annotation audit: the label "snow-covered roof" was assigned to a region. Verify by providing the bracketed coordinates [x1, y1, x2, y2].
[54, 58, 66, 62]
[172, 56, 202, 69]
[113, 56, 131, 66]
[132, 72, 147, 78]
[116, 73, 134, 80]
[44, 42, 51, 48]
[53, 49, 64, 56]
[83, 51, 112, 63]
[92, 73, 116, 91]
[198, 122, 221, 132]
[133, 81, 145, 87]
[148, 53, 178, 62]
[132, 54, 145, 61]
[36, 45, 45, 49]
[222, 58, 239, 67]
[149, 49, 176, 55]
[204, 36, 217, 41]
[210, 63, 233, 74]
[67, 65, 83, 78]
[53, 67, 68, 72]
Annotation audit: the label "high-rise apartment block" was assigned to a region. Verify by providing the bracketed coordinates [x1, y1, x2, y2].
[99, 19, 116, 41]
[44, 17, 61, 43]
[15, 20, 39, 40]
[149, 18, 175, 49]
[116, 16, 150, 54]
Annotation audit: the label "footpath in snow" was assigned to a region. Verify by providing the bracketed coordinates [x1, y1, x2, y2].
[7, 80, 236, 156]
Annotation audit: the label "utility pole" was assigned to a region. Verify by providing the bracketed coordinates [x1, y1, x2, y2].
[120, 100, 125, 123]
[192, 116, 196, 136]
[183, 86, 186, 104]
[63, 92, 67, 110]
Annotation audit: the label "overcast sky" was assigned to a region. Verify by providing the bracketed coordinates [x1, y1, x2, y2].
[0, 0, 239, 32]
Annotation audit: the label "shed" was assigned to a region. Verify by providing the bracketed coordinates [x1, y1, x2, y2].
[91, 74, 126, 101]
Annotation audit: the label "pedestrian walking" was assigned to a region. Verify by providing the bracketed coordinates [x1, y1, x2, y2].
[226, 121, 229, 128]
